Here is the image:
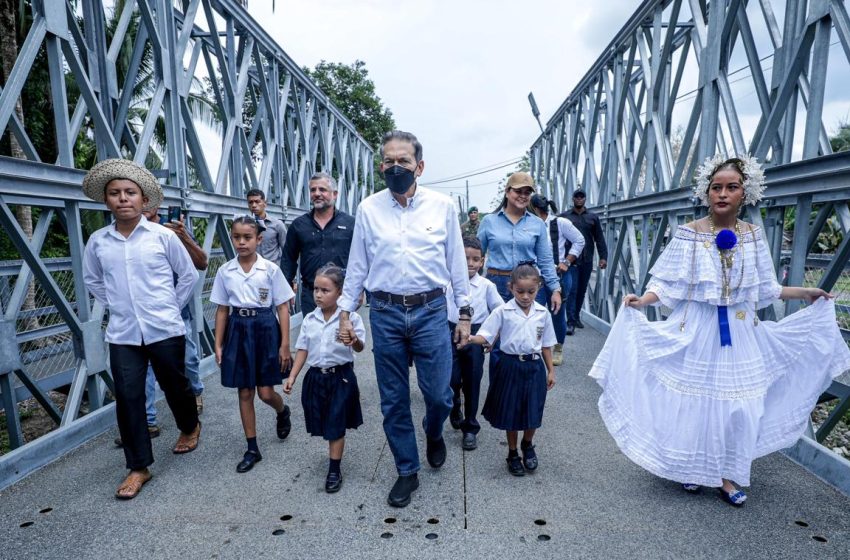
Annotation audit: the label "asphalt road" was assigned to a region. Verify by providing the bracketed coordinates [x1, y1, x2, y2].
[1, 312, 848, 559]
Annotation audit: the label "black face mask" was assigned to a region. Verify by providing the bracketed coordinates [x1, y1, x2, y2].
[383, 165, 417, 195]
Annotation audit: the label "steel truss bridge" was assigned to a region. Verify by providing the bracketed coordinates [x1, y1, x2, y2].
[0, 0, 848, 500]
[530, 0, 850, 492]
[0, 0, 373, 486]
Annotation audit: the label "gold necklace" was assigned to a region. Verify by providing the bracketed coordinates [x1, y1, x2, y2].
[708, 214, 744, 304]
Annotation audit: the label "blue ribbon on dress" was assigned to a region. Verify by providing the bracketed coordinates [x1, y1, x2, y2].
[717, 306, 732, 346]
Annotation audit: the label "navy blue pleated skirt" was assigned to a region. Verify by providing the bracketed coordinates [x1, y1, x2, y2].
[220, 308, 282, 389]
[301, 362, 363, 440]
[482, 354, 547, 431]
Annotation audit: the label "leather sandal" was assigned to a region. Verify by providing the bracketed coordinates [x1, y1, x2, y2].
[115, 470, 152, 500]
[172, 422, 201, 454]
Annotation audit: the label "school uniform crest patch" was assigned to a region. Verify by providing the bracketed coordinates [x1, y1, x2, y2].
[536, 326, 544, 341]
[258, 287, 269, 304]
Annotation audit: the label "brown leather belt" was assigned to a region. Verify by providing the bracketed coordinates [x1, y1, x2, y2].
[487, 268, 512, 277]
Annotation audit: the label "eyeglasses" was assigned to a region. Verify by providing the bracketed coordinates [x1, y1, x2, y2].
[509, 187, 534, 197]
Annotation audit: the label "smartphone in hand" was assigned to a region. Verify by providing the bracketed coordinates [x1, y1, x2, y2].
[167, 206, 182, 223]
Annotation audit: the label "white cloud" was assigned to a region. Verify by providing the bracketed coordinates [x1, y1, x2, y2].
[246, 0, 631, 211]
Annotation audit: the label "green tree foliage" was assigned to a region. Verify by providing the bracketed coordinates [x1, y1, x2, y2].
[830, 120, 850, 153]
[305, 60, 395, 191]
[781, 121, 850, 254]
[305, 60, 395, 149]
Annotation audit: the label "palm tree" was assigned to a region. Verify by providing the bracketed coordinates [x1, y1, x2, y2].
[0, 0, 39, 332]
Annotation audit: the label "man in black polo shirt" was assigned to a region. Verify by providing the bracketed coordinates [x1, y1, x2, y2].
[561, 189, 607, 333]
[281, 172, 355, 315]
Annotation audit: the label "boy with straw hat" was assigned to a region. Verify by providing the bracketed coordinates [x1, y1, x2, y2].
[82, 159, 201, 499]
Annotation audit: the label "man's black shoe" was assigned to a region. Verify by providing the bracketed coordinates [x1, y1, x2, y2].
[449, 406, 463, 430]
[325, 472, 343, 493]
[462, 432, 477, 450]
[387, 474, 419, 507]
[426, 436, 447, 468]
[566, 325, 575, 336]
[236, 450, 262, 473]
[576, 319, 585, 329]
[276, 405, 291, 440]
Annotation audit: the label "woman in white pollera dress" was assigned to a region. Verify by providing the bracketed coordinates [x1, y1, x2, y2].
[590, 154, 850, 507]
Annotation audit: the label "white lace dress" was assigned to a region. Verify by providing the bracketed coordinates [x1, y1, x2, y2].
[590, 225, 850, 487]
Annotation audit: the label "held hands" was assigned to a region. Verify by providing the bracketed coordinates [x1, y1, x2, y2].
[338, 314, 357, 346]
[336, 327, 359, 347]
[453, 320, 471, 349]
[557, 262, 570, 273]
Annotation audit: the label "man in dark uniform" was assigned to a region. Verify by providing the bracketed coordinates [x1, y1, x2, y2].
[561, 189, 607, 334]
[281, 172, 355, 315]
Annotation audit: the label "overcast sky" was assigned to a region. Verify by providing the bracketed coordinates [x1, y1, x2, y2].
[245, 0, 644, 212]
[242, 0, 849, 213]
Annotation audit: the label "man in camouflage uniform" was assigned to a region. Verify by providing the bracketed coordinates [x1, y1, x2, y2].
[461, 206, 480, 237]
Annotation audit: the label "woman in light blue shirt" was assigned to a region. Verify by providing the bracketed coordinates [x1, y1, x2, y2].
[477, 172, 561, 311]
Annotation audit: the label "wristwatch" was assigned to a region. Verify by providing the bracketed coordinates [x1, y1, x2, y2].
[458, 305, 474, 319]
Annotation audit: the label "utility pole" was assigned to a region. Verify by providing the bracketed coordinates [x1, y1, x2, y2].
[465, 180, 470, 211]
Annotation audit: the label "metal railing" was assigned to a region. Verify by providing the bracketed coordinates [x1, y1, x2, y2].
[529, 0, 850, 491]
[0, 0, 372, 483]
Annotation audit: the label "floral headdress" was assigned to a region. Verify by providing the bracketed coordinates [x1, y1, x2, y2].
[693, 153, 766, 207]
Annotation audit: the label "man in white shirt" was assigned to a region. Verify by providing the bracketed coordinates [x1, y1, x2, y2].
[338, 130, 472, 508]
[81, 159, 200, 500]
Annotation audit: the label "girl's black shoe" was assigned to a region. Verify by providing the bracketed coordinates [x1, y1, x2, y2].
[325, 472, 343, 493]
[236, 450, 262, 473]
[276, 405, 291, 440]
[522, 444, 538, 472]
[507, 455, 525, 476]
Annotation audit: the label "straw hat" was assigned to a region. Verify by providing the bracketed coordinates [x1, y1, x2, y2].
[82, 159, 163, 211]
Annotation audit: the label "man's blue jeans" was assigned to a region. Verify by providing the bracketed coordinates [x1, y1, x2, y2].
[562, 266, 579, 327]
[145, 316, 204, 425]
[370, 294, 454, 476]
[551, 267, 578, 341]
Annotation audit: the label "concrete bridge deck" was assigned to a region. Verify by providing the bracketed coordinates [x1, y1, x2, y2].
[1, 317, 848, 559]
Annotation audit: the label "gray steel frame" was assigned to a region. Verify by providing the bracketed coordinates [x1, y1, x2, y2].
[530, 0, 850, 491]
[0, 0, 372, 480]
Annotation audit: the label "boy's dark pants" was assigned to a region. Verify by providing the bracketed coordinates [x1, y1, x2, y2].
[449, 322, 484, 435]
[110, 335, 199, 470]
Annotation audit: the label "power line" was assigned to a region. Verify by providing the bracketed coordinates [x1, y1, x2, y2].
[420, 159, 522, 186]
[426, 179, 502, 190]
